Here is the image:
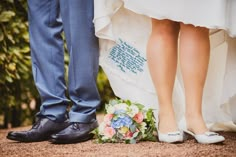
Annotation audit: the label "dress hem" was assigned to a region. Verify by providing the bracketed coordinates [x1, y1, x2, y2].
[124, 3, 236, 38]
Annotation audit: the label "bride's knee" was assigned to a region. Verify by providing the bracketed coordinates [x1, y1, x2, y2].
[151, 19, 180, 37]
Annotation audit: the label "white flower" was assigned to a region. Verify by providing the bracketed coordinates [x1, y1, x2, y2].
[127, 104, 139, 117]
[106, 105, 115, 114]
[140, 122, 147, 133]
[98, 122, 106, 135]
[102, 136, 109, 141]
[115, 103, 128, 112]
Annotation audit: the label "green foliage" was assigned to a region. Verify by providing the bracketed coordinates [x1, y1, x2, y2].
[142, 109, 157, 141]
[0, 0, 38, 127]
[97, 68, 115, 111]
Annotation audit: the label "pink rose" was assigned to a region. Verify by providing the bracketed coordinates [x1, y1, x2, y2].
[133, 112, 144, 124]
[104, 127, 116, 138]
[104, 114, 113, 125]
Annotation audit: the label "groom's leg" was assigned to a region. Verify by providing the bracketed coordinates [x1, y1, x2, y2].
[50, 0, 100, 143]
[60, 0, 100, 123]
[28, 0, 69, 122]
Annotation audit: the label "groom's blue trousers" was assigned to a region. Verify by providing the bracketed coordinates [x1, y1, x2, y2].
[28, 0, 100, 123]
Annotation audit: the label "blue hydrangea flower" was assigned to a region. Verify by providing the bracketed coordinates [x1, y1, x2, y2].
[111, 116, 133, 129]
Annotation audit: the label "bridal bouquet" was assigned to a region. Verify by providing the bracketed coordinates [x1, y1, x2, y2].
[93, 99, 157, 144]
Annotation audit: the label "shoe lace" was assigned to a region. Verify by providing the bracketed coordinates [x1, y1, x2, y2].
[32, 118, 42, 129]
[72, 122, 80, 130]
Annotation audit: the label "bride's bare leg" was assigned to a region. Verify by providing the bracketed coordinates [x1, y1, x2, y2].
[147, 19, 180, 133]
[179, 23, 210, 134]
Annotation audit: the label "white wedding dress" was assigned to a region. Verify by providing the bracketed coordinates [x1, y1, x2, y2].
[94, 0, 236, 131]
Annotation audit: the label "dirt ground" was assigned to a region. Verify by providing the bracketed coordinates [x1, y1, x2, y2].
[0, 115, 236, 157]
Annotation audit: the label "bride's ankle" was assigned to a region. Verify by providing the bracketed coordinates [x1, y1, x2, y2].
[158, 112, 178, 133]
[185, 114, 208, 134]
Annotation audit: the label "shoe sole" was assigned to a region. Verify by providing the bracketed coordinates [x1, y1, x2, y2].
[50, 133, 94, 144]
[7, 134, 50, 143]
[158, 138, 184, 144]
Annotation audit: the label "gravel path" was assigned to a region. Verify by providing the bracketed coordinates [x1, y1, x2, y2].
[0, 115, 236, 157]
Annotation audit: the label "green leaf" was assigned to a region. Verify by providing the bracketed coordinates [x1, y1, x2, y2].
[19, 62, 29, 71]
[6, 0, 14, 3]
[132, 132, 139, 138]
[12, 27, 20, 34]
[0, 53, 6, 61]
[125, 100, 131, 106]
[146, 109, 154, 121]
[130, 124, 136, 133]
[6, 33, 15, 44]
[15, 73, 20, 79]
[21, 46, 30, 53]
[125, 140, 130, 144]
[129, 139, 136, 144]
[0, 11, 15, 22]
[91, 128, 98, 135]
[134, 103, 145, 110]
[22, 31, 29, 41]
[0, 29, 4, 41]
[5, 75, 13, 83]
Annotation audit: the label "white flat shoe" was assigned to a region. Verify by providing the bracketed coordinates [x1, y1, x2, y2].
[184, 130, 225, 144]
[179, 117, 225, 144]
[158, 130, 184, 143]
